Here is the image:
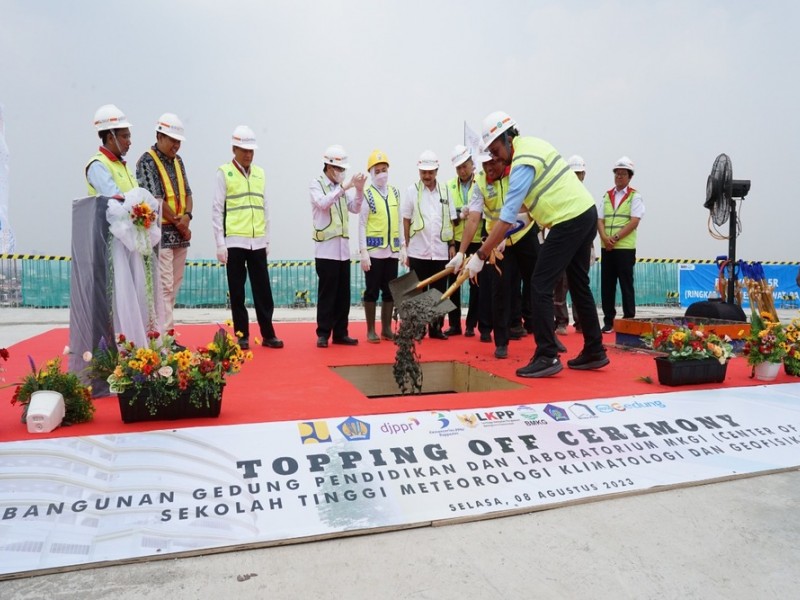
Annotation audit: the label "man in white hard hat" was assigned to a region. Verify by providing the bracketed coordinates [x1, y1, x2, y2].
[136, 113, 193, 331]
[86, 104, 137, 195]
[212, 125, 283, 351]
[401, 150, 458, 340]
[311, 145, 367, 348]
[597, 156, 644, 333]
[465, 111, 608, 378]
[358, 149, 405, 343]
[443, 145, 481, 338]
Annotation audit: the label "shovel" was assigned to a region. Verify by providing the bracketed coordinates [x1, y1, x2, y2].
[388, 266, 454, 307]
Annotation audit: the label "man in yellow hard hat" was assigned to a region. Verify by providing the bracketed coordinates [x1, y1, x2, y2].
[358, 149, 405, 343]
[311, 145, 367, 348]
[212, 125, 283, 351]
[136, 113, 193, 331]
[465, 111, 608, 378]
[86, 104, 137, 196]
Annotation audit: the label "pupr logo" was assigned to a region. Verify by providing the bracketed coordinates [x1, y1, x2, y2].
[298, 421, 331, 444]
[337, 417, 370, 441]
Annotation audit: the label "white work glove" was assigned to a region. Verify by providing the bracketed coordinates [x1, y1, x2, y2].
[216, 246, 228, 264]
[399, 246, 408, 267]
[446, 251, 465, 273]
[460, 206, 469, 221]
[466, 253, 485, 278]
[360, 248, 371, 272]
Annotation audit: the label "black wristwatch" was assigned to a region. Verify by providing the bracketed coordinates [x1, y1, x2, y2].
[184, 211, 193, 220]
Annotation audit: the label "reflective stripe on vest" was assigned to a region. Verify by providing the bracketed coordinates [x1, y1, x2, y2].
[147, 149, 187, 224]
[511, 137, 594, 228]
[603, 187, 637, 249]
[410, 182, 454, 242]
[85, 152, 137, 195]
[478, 172, 534, 245]
[448, 176, 481, 243]
[220, 162, 266, 238]
[313, 175, 349, 242]
[364, 185, 401, 251]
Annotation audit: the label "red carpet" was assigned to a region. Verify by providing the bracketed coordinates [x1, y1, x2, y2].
[0, 322, 791, 443]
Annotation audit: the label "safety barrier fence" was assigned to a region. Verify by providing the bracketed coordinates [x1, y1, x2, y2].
[0, 254, 796, 310]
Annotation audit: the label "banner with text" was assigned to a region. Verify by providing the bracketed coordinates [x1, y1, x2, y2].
[2, 384, 800, 577]
[678, 263, 800, 308]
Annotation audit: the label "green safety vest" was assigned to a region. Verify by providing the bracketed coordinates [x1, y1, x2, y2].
[148, 149, 187, 224]
[511, 137, 594, 228]
[313, 176, 349, 242]
[477, 171, 534, 245]
[410, 182, 454, 242]
[602, 187, 638, 249]
[447, 176, 481, 243]
[85, 151, 138, 195]
[219, 162, 266, 238]
[364, 185, 401, 252]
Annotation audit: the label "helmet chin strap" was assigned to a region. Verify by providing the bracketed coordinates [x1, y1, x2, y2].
[110, 129, 125, 159]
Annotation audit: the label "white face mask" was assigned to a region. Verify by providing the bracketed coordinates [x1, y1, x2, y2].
[372, 172, 389, 188]
[333, 170, 346, 184]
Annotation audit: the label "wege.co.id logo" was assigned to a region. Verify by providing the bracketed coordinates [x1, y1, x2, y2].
[593, 400, 667, 414]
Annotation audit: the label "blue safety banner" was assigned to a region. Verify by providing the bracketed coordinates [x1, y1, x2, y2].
[678, 263, 800, 309]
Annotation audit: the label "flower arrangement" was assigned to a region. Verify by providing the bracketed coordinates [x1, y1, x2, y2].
[643, 323, 734, 364]
[9, 355, 95, 425]
[99, 327, 252, 417]
[743, 310, 787, 367]
[784, 317, 800, 376]
[131, 200, 156, 230]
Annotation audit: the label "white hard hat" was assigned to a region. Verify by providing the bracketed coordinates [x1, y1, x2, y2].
[478, 152, 493, 164]
[93, 104, 132, 131]
[155, 113, 186, 141]
[451, 145, 472, 167]
[481, 110, 516, 148]
[613, 156, 634, 173]
[323, 144, 350, 169]
[232, 125, 258, 150]
[417, 150, 439, 171]
[567, 155, 586, 172]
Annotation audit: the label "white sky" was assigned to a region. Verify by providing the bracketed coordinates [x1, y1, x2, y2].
[1, 0, 798, 261]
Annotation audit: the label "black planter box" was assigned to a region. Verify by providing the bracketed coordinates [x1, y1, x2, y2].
[655, 357, 728, 386]
[117, 386, 223, 423]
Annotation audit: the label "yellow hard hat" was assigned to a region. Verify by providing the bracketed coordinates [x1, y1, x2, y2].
[367, 149, 390, 171]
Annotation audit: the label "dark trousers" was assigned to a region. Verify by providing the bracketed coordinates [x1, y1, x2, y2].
[492, 226, 539, 348]
[600, 248, 637, 328]
[409, 256, 448, 334]
[315, 258, 352, 339]
[363, 256, 399, 303]
[447, 241, 481, 330]
[553, 271, 570, 328]
[532, 206, 603, 359]
[226, 247, 276, 341]
[478, 264, 494, 335]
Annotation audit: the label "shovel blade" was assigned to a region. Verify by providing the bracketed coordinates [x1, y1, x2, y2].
[388, 270, 422, 306]
[397, 289, 456, 322]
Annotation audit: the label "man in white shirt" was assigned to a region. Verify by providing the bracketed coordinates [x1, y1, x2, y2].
[401, 150, 458, 340]
[597, 156, 645, 333]
[310, 145, 366, 348]
[212, 126, 283, 351]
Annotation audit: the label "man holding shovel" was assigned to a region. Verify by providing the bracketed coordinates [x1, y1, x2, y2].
[401, 150, 458, 340]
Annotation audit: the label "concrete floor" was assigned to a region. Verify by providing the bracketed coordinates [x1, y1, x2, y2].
[1, 306, 799, 599]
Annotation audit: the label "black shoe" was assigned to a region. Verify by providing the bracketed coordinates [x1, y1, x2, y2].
[601, 325, 614, 334]
[494, 345, 508, 359]
[465, 327, 475, 337]
[555, 337, 567, 353]
[567, 351, 610, 370]
[428, 329, 448, 340]
[332, 336, 359, 346]
[316, 336, 328, 348]
[262, 337, 284, 349]
[516, 355, 563, 378]
[479, 332, 492, 343]
[444, 326, 462, 337]
[239, 338, 249, 350]
[509, 325, 527, 340]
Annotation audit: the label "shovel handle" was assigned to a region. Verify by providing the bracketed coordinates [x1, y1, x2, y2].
[441, 268, 471, 300]
[416, 266, 454, 289]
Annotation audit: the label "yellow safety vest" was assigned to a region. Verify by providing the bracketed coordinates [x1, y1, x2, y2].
[511, 137, 594, 228]
[313, 176, 349, 242]
[447, 176, 481, 243]
[147, 149, 187, 224]
[602, 187, 638, 249]
[85, 151, 137, 195]
[477, 171, 534, 245]
[219, 162, 266, 238]
[364, 185, 401, 252]
[410, 182, 454, 242]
